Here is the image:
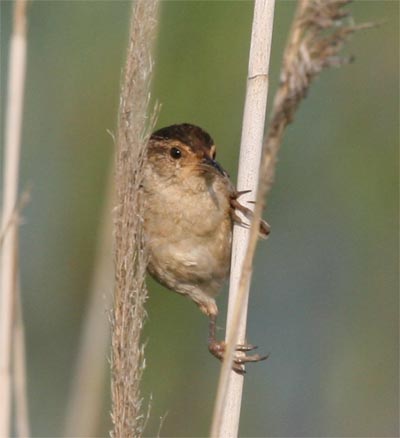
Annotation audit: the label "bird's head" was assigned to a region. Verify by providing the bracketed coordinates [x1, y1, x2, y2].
[147, 123, 228, 181]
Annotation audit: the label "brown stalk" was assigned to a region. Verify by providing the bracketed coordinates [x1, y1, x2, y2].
[258, 0, 374, 230]
[212, 0, 373, 436]
[110, 0, 159, 437]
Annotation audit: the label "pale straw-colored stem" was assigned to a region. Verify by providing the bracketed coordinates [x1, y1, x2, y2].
[212, 0, 372, 436]
[0, 0, 28, 436]
[64, 176, 113, 437]
[210, 1, 275, 436]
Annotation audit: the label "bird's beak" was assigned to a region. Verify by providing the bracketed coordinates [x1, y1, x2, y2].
[202, 156, 226, 177]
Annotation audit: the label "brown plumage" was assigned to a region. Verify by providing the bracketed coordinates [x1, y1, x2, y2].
[143, 123, 269, 372]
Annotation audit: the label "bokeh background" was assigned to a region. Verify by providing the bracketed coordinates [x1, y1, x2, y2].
[1, 1, 398, 437]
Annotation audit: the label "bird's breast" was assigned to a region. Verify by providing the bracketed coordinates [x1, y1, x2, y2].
[143, 175, 233, 297]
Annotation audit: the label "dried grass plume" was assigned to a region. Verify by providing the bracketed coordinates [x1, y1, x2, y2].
[111, 0, 159, 436]
[212, 0, 374, 435]
[264, 0, 375, 190]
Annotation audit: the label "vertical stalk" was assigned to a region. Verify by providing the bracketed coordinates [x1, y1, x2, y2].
[0, 0, 28, 436]
[210, 1, 275, 436]
[111, 0, 159, 436]
[212, 1, 369, 435]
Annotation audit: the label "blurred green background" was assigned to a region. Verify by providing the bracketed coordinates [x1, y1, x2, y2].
[1, 1, 398, 437]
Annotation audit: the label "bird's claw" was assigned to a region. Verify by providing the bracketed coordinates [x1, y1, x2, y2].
[208, 340, 269, 374]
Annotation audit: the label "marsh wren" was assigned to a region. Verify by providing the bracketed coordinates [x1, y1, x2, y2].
[143, 123, 269, 373]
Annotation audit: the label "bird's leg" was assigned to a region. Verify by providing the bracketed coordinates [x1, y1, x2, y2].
[207, 314, 269, 374]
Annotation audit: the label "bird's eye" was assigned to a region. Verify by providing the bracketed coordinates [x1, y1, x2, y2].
[170, 147, 182, 159]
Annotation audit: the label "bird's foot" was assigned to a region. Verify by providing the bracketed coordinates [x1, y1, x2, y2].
[230, 195, 271, 238]
[208, 340, 269, 374]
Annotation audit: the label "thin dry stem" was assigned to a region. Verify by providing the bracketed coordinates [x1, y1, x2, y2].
[0, 0, 28, 436]
[110, 1, 159, 437]
[0, 189, 30, 247]
[212, 1, 373, 437]
[64, 175, 114, 437]
[254, 0, 375, 260]
[213, 1, 372, 436]
[210, 1, 275, 437]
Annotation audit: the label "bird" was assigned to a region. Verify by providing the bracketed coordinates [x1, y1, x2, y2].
[142, 123, 269, 373]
